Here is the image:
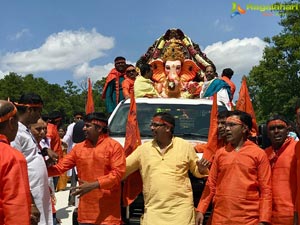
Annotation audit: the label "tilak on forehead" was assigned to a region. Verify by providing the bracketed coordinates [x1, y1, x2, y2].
[90, 119, 107, 127]
[152, 116, 174, 127]
[0, 105, 17, 123]
[226, 117, 244, 125]
[267, 119, 287, 128]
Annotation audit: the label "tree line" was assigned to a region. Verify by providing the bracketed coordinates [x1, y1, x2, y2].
[0, 72, 106, 123]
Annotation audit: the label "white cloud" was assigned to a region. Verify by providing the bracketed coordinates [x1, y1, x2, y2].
[213, 19, 234, 32]
[9, 28, 31, 40]
[203, 37, 268, 100]
[0, 28, 114, 75]
[204, 37, 267, 80]
[73, 60, 136, 83]
[73, 62, 114, 82]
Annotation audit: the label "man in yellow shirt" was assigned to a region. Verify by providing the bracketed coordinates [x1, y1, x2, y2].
[125, 112, 207, 225]
[134, 64, 159, 98]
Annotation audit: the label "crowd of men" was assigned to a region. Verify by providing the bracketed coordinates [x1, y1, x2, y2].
[0, 56, 299, 225]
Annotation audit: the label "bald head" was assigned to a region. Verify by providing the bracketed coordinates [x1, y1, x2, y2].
[0, 100, 16, 118]
[0, 100, 18, 142]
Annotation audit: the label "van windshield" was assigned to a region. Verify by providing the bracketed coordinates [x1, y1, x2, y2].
[109, 103, 227, 141]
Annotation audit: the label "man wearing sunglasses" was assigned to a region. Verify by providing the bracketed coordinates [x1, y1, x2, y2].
[196, 110, 272, 225]
[125, 112, 208, 225]
[122, 64, 137, 99]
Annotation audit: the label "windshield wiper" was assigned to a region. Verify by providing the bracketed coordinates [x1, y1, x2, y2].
[109, 131, 126, 136]
[177, 133, 208, 138]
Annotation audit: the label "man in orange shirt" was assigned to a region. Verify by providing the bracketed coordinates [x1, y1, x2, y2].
[122, 64, 137, 99]
[265, 115, 298, 225]
[48, 112, 126, 225]
[221, 68, 235, 101]
[196, 110, 272, 225]
[102, 56, 127, 114]
[0, 100, 32, 225]
[47, 111, 64, 190]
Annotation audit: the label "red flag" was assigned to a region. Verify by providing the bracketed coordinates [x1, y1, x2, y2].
[203, 94, 218, 162]
[85, 78, 95, 114]
[236, 76, 258, 135]
[122, 92, 142, 206]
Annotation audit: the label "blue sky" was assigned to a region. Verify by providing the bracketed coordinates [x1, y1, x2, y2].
[0, 0, 284, 95]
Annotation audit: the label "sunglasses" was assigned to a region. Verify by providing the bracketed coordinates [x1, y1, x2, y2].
[150, 123, 165, 128]
[126, 69, 136, 74]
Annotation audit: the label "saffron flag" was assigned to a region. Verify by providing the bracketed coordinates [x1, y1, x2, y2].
[122, 92, 142, 206]
[85, 78, 95, 114]
[203, 94, 218, 162]
[236, 76, 258, 135]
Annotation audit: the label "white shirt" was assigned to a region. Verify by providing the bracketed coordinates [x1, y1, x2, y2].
[12, 122, 53, 225]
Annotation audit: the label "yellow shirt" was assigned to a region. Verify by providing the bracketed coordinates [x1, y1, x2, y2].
[134, 75, 159, 98]
[126, 137, 207, 225]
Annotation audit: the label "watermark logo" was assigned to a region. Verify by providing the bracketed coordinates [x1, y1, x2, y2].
[231, 2, 300, 18]
[231, 2, 246, 18]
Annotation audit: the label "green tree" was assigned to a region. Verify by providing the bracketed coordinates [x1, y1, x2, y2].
[0, 72, 24, 100]
[62, 80, 85, 120]
[93, 78, 106, 113]
[247, 1, 300, 123]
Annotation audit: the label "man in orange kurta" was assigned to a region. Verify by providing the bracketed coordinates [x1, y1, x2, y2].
[0, 100, 31, 225]
[48, 112, 126, 225]
[196, 110, 272, 225]
[122, 65, 137, 99]
[195, 110, 229, 225]
[102, 56, 127, 114]
[46, 111, 63, 160]
[265, 115, 297, 225]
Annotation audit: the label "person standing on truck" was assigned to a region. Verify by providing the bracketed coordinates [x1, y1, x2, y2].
[102, 56, 127, 115]
[134, 63, 160, 98]
[48, 112, 126, 225]
[196, 110, 272, 225]
[200, 65, 232, 109]
[265, 115, 298, 225]
[221, 68, 236, 102]
[125, 112, 208, 225]
[122, 64, 137, 99]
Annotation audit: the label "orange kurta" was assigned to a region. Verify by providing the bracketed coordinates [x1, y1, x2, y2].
[48, 134, 126, 225]
[265, 137, 297, 225]
[47, 123, 63, 159]
[122, 76, 135, 99]
[197, 140, 272, 224]
[0, 134, 31, 225]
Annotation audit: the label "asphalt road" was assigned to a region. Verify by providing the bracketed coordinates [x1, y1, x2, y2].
[55, 184, 77, 225]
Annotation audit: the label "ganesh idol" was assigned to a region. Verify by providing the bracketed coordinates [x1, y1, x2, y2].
[136, 28, 214, 98]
